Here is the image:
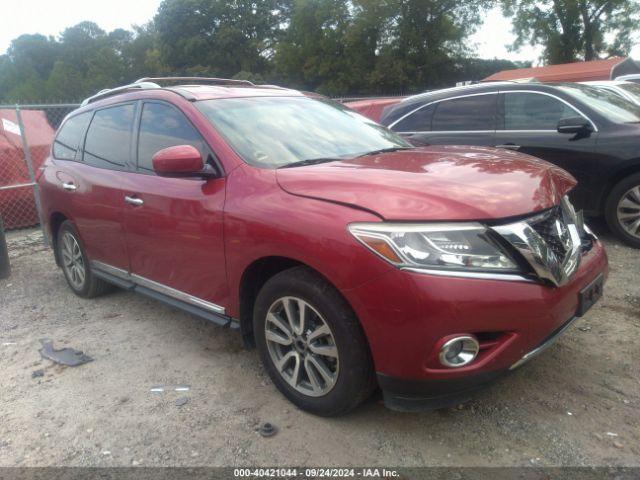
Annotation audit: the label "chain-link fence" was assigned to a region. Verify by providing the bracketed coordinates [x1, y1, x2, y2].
[0, 104, 80, 263]
[0, 104, 78, 272]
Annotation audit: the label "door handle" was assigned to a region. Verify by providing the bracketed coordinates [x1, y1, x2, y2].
[62, 182, 77, 191]
[496, 144, 521, 151]
[124, 195, 144, 206]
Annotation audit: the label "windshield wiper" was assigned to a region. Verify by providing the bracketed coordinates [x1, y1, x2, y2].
[278, 157, 342, 169]
[356, 146, 413, 157]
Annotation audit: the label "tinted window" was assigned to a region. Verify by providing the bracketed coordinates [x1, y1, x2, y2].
[504, 92, 578, 130]
[84, 104, 135, 169]
[137, 103, 207, 173]
[431, 95, 496, 131]
[53, 112, 91, 160]
[392, 104, 436, 132]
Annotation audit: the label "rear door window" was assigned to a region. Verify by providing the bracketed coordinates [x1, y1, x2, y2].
[53, 112, 92, 160]
[137, 102, 207, 173]
[431, 94, 497, 131]
[83, 104, 135, 170]
[503, 92, 580, 130]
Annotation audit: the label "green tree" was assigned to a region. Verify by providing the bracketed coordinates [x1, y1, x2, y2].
[0, 20, 170, 102]
[6, 34, 59, 80]
[502, 0, 640, 63]
[274, 0, 354, 94]
[276, 0, 492, 95]
[369, 0, 493, 92]
[0, 0, 521, 102]
[154, 0, 290, 77]
[121, 24, 169, 80]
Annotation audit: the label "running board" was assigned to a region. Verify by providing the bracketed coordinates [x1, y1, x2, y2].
[93, 268, 135, 290]
[135, 285, 237, 328]
[92, 266, 239, 330]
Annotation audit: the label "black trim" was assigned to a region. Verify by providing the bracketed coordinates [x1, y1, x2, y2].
[377, 370, 505, 412]
[92, 269, 240, 330]
[92, 269, 135, 290]
[81, 101, 138, 173]
[52, 111, 93, 162]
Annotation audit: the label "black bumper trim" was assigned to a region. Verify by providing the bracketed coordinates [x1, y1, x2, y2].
[377, 370, 505, 412]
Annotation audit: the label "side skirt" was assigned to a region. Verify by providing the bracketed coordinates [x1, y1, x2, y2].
[91, 263, 239, 330]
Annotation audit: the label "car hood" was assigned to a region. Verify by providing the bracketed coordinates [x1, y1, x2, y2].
[275, 146, 576, 221]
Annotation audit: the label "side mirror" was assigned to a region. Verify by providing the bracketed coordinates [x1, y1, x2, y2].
[557, 117, 593, 135]
[152, 145, 214, 177]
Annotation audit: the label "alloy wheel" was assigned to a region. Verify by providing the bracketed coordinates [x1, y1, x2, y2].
[61, 232, 86, 289]
[264, 296, 339, 397]
[617, 185, 640, 239]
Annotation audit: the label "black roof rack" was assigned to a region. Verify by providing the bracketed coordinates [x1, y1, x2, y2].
[81, 76, 257, 106]
[135, 76, 255, 86]
[81, 81, 160, 106]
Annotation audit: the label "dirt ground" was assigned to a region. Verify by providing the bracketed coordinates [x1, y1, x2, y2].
[0, 222, 638, 468]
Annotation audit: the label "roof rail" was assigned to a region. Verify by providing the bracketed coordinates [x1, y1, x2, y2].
[81, 81, 160, 106]
[81, 76, 258, 106]
[135, 77, 255, 86]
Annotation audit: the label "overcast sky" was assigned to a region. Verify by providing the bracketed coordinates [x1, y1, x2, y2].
[0, 0, 638, 64]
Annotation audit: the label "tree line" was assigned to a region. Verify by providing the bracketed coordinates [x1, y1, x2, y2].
[0, 0, 637, 103]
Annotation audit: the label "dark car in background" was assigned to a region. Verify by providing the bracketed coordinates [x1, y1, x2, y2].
[380, 82, 640, 248]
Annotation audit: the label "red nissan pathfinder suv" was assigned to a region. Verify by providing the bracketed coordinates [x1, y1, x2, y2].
[38, 78, 608, 416]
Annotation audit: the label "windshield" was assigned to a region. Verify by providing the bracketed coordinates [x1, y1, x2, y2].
[556, 84, 640, 123]
[196, 96, 410, 168]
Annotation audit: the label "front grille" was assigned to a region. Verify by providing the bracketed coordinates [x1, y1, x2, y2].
[492, 196, 592, 286]
[528, 206, 570, 261]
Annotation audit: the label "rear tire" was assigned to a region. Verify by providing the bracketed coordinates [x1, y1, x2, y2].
[605, 173, 640, 249]
[57, 220, 112, 298]
[253, 266, 375, 416]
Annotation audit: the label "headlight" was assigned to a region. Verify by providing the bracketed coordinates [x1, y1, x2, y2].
[348, 222, 519, 272]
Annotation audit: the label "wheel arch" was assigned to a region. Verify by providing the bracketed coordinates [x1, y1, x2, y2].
[600, 159, 640, 212]
[237, 256, 364, 350]
[49, 211, 69, 266]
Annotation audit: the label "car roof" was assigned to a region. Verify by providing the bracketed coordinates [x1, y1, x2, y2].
[399, 81, 583, 104]
[616, 74, 640, 80]
[380, 81, 578, 124]
[581, 80, 631, 87]
[165, 84, 305, 101]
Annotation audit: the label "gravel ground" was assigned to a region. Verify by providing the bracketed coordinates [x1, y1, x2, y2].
[0, 222, 638, 468]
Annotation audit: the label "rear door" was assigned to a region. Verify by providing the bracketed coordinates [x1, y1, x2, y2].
[122, 100, 228, 311]
[389, 93, 498, 147]
[53, 103, 135, 272]
[494, 91, 599, 210]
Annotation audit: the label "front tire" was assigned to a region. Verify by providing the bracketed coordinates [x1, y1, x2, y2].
[57, 220, 111, 298]
[605, 173, 640, 249]
[253, 267, 375, 416]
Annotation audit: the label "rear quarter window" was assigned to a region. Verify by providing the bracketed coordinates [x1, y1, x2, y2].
[53, 112, 92, 160]
[83, 103, 135, 170]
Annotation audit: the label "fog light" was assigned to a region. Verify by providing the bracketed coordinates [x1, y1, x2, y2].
[439, 336, 479, 368]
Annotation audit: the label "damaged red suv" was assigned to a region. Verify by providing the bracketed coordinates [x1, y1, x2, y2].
[38, 78, 608, 416]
